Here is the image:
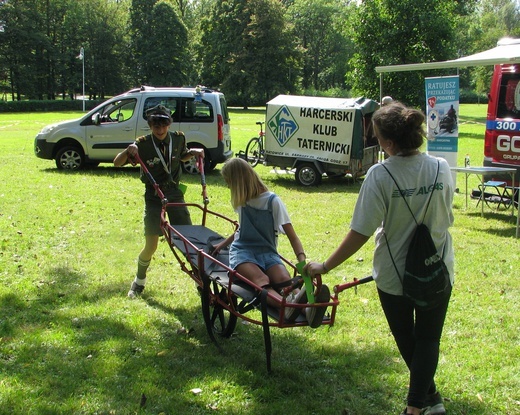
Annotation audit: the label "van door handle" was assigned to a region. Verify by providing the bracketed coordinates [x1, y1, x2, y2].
[122, 127, 133, 131]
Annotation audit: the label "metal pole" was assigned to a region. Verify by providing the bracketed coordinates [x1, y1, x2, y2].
[80, 47, 85, 112]
[379, 73, 383, 104]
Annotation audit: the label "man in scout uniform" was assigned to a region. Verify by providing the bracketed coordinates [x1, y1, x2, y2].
[114, 105, 205, 297]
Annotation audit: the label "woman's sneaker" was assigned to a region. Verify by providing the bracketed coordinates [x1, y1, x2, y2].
[128, 282, 145, 298]
[422, 391, 446, 415]
[305, 284, 331, 328]
[284, 289, 307, 322]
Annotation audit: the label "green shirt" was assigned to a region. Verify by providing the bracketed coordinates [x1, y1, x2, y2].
[135, 131, 189, 186]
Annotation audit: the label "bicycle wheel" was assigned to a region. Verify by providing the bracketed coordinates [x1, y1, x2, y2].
[245, 137, 262, 167]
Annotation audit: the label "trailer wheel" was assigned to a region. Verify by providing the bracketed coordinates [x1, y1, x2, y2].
[295, 163, 322, 186]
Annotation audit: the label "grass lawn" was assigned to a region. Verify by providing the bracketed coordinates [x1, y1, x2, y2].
[0, 104, 518, 415]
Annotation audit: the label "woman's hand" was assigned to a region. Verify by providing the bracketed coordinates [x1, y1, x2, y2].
[303, 261, 328, 277]
[211, 242, 227, 256]
[211, 245, 221, 256]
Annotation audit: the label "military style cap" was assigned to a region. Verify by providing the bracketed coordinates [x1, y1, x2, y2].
[146, 104, 172, 121]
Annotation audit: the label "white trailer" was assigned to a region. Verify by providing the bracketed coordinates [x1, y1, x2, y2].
[264, 94, 380, 186]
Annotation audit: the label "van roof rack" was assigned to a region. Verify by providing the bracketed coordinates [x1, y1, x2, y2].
[124, 85, 220, 94]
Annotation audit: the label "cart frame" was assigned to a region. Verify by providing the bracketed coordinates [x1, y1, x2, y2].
[132, 153, 373, 372]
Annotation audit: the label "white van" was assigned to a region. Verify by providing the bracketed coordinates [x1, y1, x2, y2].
[34, 86, 232, 173]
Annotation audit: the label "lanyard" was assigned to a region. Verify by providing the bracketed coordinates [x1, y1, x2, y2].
[151, 135, 173, 174]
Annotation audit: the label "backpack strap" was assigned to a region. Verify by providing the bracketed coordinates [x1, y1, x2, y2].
[380, 159, 440, 225]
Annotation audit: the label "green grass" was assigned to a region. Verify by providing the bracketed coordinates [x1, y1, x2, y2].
[0, 105, 519, 415]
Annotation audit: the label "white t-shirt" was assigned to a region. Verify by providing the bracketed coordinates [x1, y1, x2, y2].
[235, 191, 291, 247]
[350, 153, 455, 295]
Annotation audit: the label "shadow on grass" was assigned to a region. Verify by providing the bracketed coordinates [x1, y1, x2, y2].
[0, 260, 489, 414]
[40, 164, 225, 184]
[462, 211, 519, 237]
[458, 116, 486, 124]
[262, 170, 365, 194]
[458, 131, 485, 141]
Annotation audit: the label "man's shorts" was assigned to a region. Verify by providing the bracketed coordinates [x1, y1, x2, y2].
[143, 186, 191, 235]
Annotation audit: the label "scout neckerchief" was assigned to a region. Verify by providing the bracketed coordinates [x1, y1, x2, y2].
[151, 133, 173, 175]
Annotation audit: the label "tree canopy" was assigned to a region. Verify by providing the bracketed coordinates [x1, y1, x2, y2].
[0, 0, 519, 107]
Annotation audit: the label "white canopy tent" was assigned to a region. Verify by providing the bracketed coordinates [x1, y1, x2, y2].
[373, 38, 520, 134]
[375, 37, 520, 75]
[375, 38, 520, 99]
[375, 38, 520, 238]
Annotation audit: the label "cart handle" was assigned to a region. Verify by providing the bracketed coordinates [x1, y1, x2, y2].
[333, 276, 374, 295]
[131, 153, 167, 204]
[197, 155, 209, 206]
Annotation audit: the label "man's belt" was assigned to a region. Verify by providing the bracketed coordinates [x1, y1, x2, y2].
[145, 181, 178, 191]
[160, 181, 178, 189]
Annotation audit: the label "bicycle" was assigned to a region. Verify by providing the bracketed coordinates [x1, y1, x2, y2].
[245, 121, 265, 167]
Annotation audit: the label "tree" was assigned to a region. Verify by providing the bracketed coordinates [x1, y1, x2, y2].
[0, 0, 130, 100]
[0, 0, 53, 99]
[348, 0, 459, 108]
[287, 0, 355, 92]
[0, 0, 517, 104]
[199, 0, 300, 106]
[458, 0, 520, 101]
[129, 0, 189, 86]
[83, 0, 131, 98]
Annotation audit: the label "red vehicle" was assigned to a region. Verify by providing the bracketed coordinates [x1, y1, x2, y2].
[483, 38, 520, 185]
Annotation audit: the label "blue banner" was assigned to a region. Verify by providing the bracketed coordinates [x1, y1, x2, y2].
[425, 76, 459, 169]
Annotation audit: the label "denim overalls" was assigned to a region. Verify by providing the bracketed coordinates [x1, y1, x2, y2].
[229, 194, 282, 271]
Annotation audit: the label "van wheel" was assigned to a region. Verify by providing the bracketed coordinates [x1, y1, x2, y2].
[182, 149, 212, 175]
[295, 163, 322, 186]
[56, 146, 85, 170]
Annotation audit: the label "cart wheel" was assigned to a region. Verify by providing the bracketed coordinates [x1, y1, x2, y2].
[201, 279, 238, 338]
[295, 162, 322, 186]
[245, 137, 261, 167]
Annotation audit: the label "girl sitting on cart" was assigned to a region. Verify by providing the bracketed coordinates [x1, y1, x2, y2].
[212, 158, 330, 326]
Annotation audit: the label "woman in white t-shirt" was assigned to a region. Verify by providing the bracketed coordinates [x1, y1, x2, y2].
[213, 158, 329, 326]
[305, 102, 454, 415]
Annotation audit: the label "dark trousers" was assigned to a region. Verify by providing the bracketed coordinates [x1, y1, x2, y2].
[377, 287, 451, 408]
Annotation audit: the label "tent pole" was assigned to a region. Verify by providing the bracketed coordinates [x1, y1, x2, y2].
[379, 73, 383, 104]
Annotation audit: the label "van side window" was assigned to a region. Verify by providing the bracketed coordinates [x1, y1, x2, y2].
[143, 98, 180, 121]
[497, 74, 520, 118]
[180, 99, 213, 122]
[100, 98, 137, 123]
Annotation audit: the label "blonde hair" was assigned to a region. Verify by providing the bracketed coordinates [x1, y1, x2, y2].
[221, 158, 268, 209]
